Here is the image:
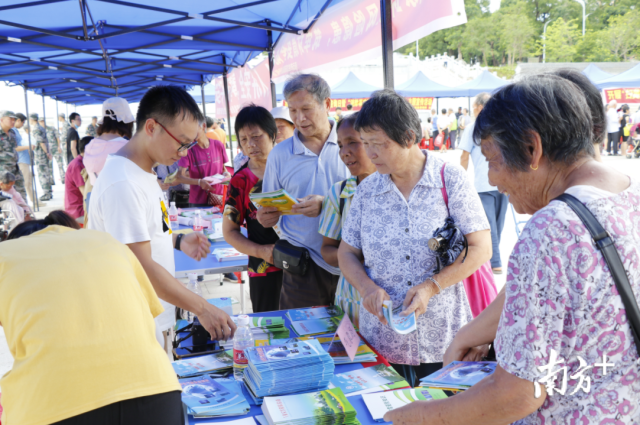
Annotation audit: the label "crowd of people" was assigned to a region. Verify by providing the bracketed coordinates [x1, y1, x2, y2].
[0, 68, 639, 425]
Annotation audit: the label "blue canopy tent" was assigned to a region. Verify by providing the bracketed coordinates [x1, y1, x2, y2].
[395, 71, 450, 98]
[436, 70, 507, 98]
[581, 64, 613, 85]
[331, 72, 382, 98]
[596, 63, 640, 90]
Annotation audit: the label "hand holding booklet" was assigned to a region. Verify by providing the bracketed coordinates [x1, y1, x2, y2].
[382, 300, 417, 335]
[249, 189, 299, 214]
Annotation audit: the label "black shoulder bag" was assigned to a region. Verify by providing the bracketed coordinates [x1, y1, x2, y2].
[555, 193, 640, 357]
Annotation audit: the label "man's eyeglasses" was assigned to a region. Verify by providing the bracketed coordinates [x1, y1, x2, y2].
[155, 120, 198, 153]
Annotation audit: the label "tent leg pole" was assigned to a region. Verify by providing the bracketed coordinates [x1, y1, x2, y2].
[201, 83, 207, 117]
[267, 23, 276, 108]
[380, 0, 394, 89]
[55, 100, 60, 134]
[468, 97, 471, 112]
[222, 56, 234, 164]
[24, 86, 39, 212]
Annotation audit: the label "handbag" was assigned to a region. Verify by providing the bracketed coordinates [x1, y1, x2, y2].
[434, 163, 498, 317]
[554, 193, 640, 357]
[434, 132, 444, 149]
[273, 239, 310, 276]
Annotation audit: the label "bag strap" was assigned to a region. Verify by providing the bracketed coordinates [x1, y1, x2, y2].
[554, 193, 640, 357]
[339, 179, 348, 216]
[440, 163, 449, 214]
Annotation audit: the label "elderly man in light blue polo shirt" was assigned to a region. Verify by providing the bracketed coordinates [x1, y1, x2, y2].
[258, 74, 349, 309]
[459, 92, 509, 275]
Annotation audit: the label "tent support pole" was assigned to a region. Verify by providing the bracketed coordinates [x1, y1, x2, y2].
[267, 21, 276, 107]
[201, 82, 207, 117]
[23, 86, 39, 212]
[223, 57, 234, 162]
[380, 0, 394, 89]
[56, 100, 60, 134]
[468, 97, 471, 112]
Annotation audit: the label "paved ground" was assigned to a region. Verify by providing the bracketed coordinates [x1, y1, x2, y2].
[1, 150, 638, 387]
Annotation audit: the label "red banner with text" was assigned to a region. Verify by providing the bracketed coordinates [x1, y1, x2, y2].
[272, 0, 466, 81]
[215, 59, 272, 119]
[406, 97, 434, 110]
[605, 88, 640, 104]
[330, 98, 368, 111]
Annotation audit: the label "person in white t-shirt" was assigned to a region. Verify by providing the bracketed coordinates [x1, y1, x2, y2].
[88, 86, 236, 349]
[437, 108, 450, 152]
[605, 100, 622, 156]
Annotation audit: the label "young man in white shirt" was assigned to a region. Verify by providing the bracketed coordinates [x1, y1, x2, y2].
[605, 100, 622, 156]
[88, 86, 236, 348]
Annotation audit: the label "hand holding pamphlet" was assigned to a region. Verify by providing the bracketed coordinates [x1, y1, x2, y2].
[164, 168, 179, 184]
[249, 189, 299, 214]
[382, 300, 417, 335]
[203, 173, 232, 185]
[362, 388, 448, 422]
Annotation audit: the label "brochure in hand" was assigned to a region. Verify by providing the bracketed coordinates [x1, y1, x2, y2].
[171, 351, 234, 378]
[164, 168, 179, 184]
[203, 173, 231, 185]
[261, 388, 359, 425]
[362, 388, 448, 422]
[213, 248, 249, 262]
[243, 339, 335, 399]
[180, 375, 250, 418]
[329, 364, 409, 397]
[290, 316, 343, 337]
[382, 301, 417, 335]
[286, 306, 344, 322]
[419, 361, 497, 390]
[249, 189, 299, 215]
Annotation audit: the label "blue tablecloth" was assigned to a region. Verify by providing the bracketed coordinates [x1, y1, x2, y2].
[179, 310, 384, 425]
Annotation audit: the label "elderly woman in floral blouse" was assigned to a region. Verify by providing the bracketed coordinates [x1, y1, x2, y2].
[385, 75, 640, 425]
[338, 90, 492, 386]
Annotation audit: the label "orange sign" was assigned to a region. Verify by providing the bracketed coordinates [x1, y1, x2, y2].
[330, 98, 368, 111]
[406, 97, 434, 110]
[605, 88, 640, 104]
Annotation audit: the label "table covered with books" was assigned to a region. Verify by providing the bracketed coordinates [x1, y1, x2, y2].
[170, 306, 495, 425]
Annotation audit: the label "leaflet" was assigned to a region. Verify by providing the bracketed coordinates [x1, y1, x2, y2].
[382, 301, 417, 335]
[419, 361, 497, 390]
[171, 351, 234, 378]
[249, 189, 299, 215]
[180, 375, 250, 417]
[362, 388, 448, 422]
[286, 305, 344, 322]
[290, 316, 343, 336]
[329, 364, 409, 396]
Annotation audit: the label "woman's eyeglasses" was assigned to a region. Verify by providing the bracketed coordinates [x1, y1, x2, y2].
[155, 120, 198, 152]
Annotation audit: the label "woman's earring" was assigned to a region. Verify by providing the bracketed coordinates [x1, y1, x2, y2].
[530, 164, 538, 171]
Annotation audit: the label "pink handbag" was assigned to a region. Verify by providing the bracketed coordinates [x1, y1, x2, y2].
[439, 164, 498, 317]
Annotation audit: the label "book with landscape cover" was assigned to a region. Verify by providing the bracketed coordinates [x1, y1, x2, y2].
[419, 361, 497, 390]
[329, 364, 409, 396]
[286, 305, 343, 322]
[249, 189, 299, 215]
[171, 351, 234, 378]
[290, 316, 343, 336]
[261, 388, 358, 425]
[362, 388, 448, 422]
[180, 375, 250, 418]
[382, 300, 417, 335]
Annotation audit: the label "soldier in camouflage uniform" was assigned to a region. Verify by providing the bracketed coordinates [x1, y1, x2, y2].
[58, 113, 70, 167]
[28, 113, 54, 201]
[40, 118, 65, 184]
[85, 116, 98, 137]
[0, 110, 28, 202]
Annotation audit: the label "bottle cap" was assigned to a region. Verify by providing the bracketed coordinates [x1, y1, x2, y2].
[170, 201, 176, 206]
[238, 315, 250, 326]
[188, 272, 197, 282]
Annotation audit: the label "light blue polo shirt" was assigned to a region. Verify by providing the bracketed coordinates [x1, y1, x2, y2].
[262, 119, 349, 275]
[459, 121, 496, 193]
[11, 129, 30, 165]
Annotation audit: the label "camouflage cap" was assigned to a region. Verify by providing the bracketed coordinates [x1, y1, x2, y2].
[1, 110, 17, 119]
[29, 113, 39, 120]
[58, 113, 66, 118]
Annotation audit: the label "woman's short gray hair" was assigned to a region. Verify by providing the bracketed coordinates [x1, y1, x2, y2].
[283, 74, 331, 105]
[473, 74, 594, 171]
[2, 172, 16, 184]
[355, 89, 422, 148]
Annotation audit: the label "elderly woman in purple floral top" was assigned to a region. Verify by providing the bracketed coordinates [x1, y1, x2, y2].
[385, 76, 640, 424]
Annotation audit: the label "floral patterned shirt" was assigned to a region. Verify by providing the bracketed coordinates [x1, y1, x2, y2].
[495, 180, 640, 424]
[342, 151, 489, 365]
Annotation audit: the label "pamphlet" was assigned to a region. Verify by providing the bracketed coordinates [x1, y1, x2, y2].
[329, 364, 410, 396]
[382, 300, 417, 335]
[362, 388, 448, 422]
[249, 189, 299, 215]
[213, 248, 249, 262]
[180, 375, 250, 417]
[419, 361, 497, 390]
[261, 388, 358, 425]
[171, 351, 234, 378]
[286, 305, 343, 322]
[203, 173, 231, 185]
[290, 316, 343, 337]
[164, 168, 179, 184]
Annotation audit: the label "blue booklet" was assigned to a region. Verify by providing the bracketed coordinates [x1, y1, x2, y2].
[329, 364, 409, 396]
[286, 306, 343, 322]
[180, 375, 250, 417]
[382, 301, 417, 335]
[420, 361, 497, 390]
[171, 351, 234, 378]
[290, 316, 342, 336]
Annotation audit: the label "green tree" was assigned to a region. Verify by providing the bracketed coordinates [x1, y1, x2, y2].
[540, 17, 581, 62]
[498, 5, 536, 65]
[599, 10, 640, 60]
[463, 15, 501, 65]
[575, 30, 614, 62]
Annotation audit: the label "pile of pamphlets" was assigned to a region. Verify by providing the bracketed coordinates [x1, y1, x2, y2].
[261, 388, 359, 425]
[286, 306, 344, 322]
[419, 361, 497, 391]
[382, 301, 417, 335]
[290, 316, 343, 337]
[213, 247, 249, 262]
[180, 375, 251, 418]
[171, 351, 234, 378]
[249, 189, 299, 214]
[362, 388, 448, 422]
[243, 339, 335, 402]
[253, 336, 377, 364]
[220, 316, 290, 349]
[329, 364, 409, 396]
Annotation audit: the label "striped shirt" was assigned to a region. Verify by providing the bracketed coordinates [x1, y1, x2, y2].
[318, 176, 361, 327]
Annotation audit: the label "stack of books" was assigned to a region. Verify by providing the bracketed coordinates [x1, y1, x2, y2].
[171, 351, 234, 378]
[180, 375, 251, 418]
[362, 388, 448, 422]
[261, 388, 359, 425]
[290, 316, 343, 337]
[243, 339, 335, 403]
[329, 364, 409, 396]
[419, 361, 497, 391]
[286, 306, 344, 322]
[213, 248, 249, 262]
[253, 336, 377, 364]
[220, 316, 290, 349]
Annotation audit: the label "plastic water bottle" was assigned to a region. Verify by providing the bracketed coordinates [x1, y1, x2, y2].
[233, 315, 254, 381]
[169, 202, 179, 230]
[193, 210, 204, 233]
[184, 273, 203, 322]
